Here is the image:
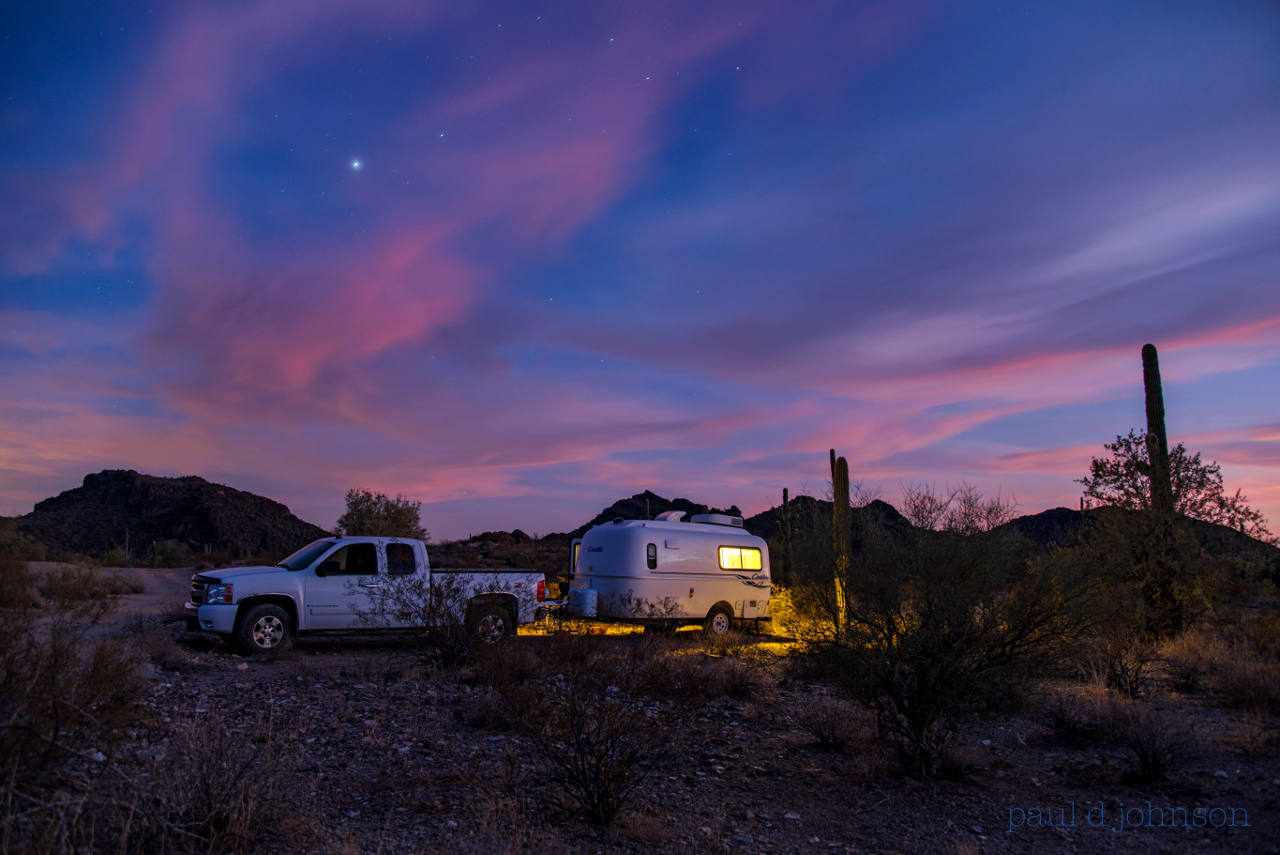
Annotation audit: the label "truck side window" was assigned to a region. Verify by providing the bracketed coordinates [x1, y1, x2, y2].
[646, 543, 657, 569]
[386, 542, 415, 576]
[327, 543, 378, 575]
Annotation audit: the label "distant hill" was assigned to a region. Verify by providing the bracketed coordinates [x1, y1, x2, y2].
[14, 474, 1278, 576]
[18, 470, 328, 560]
[559, 490, 744, 540]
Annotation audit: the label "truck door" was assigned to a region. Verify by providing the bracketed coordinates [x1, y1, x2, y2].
[304, 541, 381, 630]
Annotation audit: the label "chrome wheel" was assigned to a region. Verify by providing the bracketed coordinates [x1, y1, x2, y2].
[252, 615, 285, 648]
[475, 613, 507, 644]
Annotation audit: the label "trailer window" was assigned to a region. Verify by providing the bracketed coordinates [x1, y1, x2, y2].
[646, 543, 657, 569]
[718, 546, 762, 571]
[386, 542, 416, 576]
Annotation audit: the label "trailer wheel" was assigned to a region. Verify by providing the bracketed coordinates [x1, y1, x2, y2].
[235, 604, 293, 654]
[468, 604, 514, 644]
[703, 605, 733, 638]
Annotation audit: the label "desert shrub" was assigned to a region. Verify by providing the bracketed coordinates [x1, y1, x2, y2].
[35, 564, 143, 604]
[762, 584, 834, 643]
[1160, 628, 1225, 693]
[835, 522, 1102, 777]
[1083, 633, 1157, 698]
[0, 605, 145, 850]
[1206, 650, 1280, 715]
[123, 617, 192, 671]
[1160, 627, 1280, 713]
[1101, 698, 1188, 783]
[1077, 509, 1230, 638]
[0, 553, 36, 608]
[100, 709, 317, 854]
[793, 695, 862, 752]
[519, 636, 683, 825]
[151, 539, 196, 568]
[0, 519, 47, 561]
[1041, 689, 1110, 746]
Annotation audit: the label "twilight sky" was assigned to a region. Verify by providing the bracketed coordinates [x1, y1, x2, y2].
[2, 0, 1278, 540]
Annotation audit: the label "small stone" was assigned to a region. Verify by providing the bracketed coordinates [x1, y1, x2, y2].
[785, 811, 801, 820]
[446, 820, 458, 829]
[699, 827, 713, 836]
[809, 836, 821, 844]
[1215, 770, 1229, 778]
[90, 750, 106, 763]
[236, 663, 248, 671]
[971, 825, 982, 834]
[981, 739, 992, 746]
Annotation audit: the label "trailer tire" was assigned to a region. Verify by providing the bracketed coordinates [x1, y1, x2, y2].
[703, 605, 733, 638]
[235, 604, 293, 655]
[468, 604, 514, 644]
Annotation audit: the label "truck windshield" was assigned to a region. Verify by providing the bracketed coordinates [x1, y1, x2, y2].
[277, 539, 337, 571]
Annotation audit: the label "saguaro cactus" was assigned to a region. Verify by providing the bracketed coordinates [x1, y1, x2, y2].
[778, 487, 794, 583]
[1142, 343, 1174, 516]
[831, 454, 852, 637]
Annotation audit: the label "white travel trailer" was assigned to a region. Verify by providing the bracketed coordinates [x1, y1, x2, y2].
[567, 511, 771, 635]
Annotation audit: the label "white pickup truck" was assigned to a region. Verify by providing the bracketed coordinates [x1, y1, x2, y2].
[184, 536, 547, 653]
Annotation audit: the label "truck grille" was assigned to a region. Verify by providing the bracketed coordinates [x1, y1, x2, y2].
[189, 575, 211, 606]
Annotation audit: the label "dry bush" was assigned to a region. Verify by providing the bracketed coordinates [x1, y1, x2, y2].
[123, 617, 193, 672]
[1160, 628, 1280, 713]
[1206, 652, 1280, 715]
[1040, 688, 1110, 745]
[1101, 699, 1189, 783]
[75, 708, 321, 854]
[1160, 628, 1227, 693]
[1082, 634, 1157, 698]
[518, 636, 684, 825]
[0, 604, 145, 851]
[767, 584, 835, 643]
[0, 555, 36, 609]
[838, 522, 1100, 777]
[793, 695, 862, 752]
[36, 565, 142, 604]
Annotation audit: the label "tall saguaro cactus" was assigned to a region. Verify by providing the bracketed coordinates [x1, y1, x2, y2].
[778, 487, 794, 583]
[831, 453, 852, 638]
[1142, 343, 1174, 516]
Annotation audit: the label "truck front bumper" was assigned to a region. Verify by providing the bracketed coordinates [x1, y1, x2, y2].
[184, 602, 238, 634]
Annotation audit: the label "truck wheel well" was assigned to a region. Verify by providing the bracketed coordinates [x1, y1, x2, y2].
[466, 593, 516, 621]
[708, 601, 734, 619]
[238, 595, 298, 628]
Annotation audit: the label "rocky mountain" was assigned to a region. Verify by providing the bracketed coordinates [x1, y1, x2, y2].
[13, 473, 1278, 576]
[18, 470, 328, 561]
[557, 489, 744, 540]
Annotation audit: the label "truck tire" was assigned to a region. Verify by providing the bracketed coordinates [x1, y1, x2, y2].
[703, 605, 733, 638]
[467, 604, 514, 644]
[236, 604, 293, 654]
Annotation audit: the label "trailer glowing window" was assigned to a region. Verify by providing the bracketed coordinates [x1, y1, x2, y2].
[718, 546, 762, 571]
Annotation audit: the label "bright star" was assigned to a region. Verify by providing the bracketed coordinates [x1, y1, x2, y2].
[350, 159, 362, 171]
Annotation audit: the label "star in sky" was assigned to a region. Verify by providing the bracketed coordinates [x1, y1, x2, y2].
[350, 158, 362, 171]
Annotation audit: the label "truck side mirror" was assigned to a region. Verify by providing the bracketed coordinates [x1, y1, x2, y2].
[316, 559, 339, 577]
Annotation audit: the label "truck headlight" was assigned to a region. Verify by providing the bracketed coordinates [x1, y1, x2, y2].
[205, 583, 233, 604]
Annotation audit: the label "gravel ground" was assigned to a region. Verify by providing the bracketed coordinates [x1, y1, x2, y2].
[91, 615, 1280, 855]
